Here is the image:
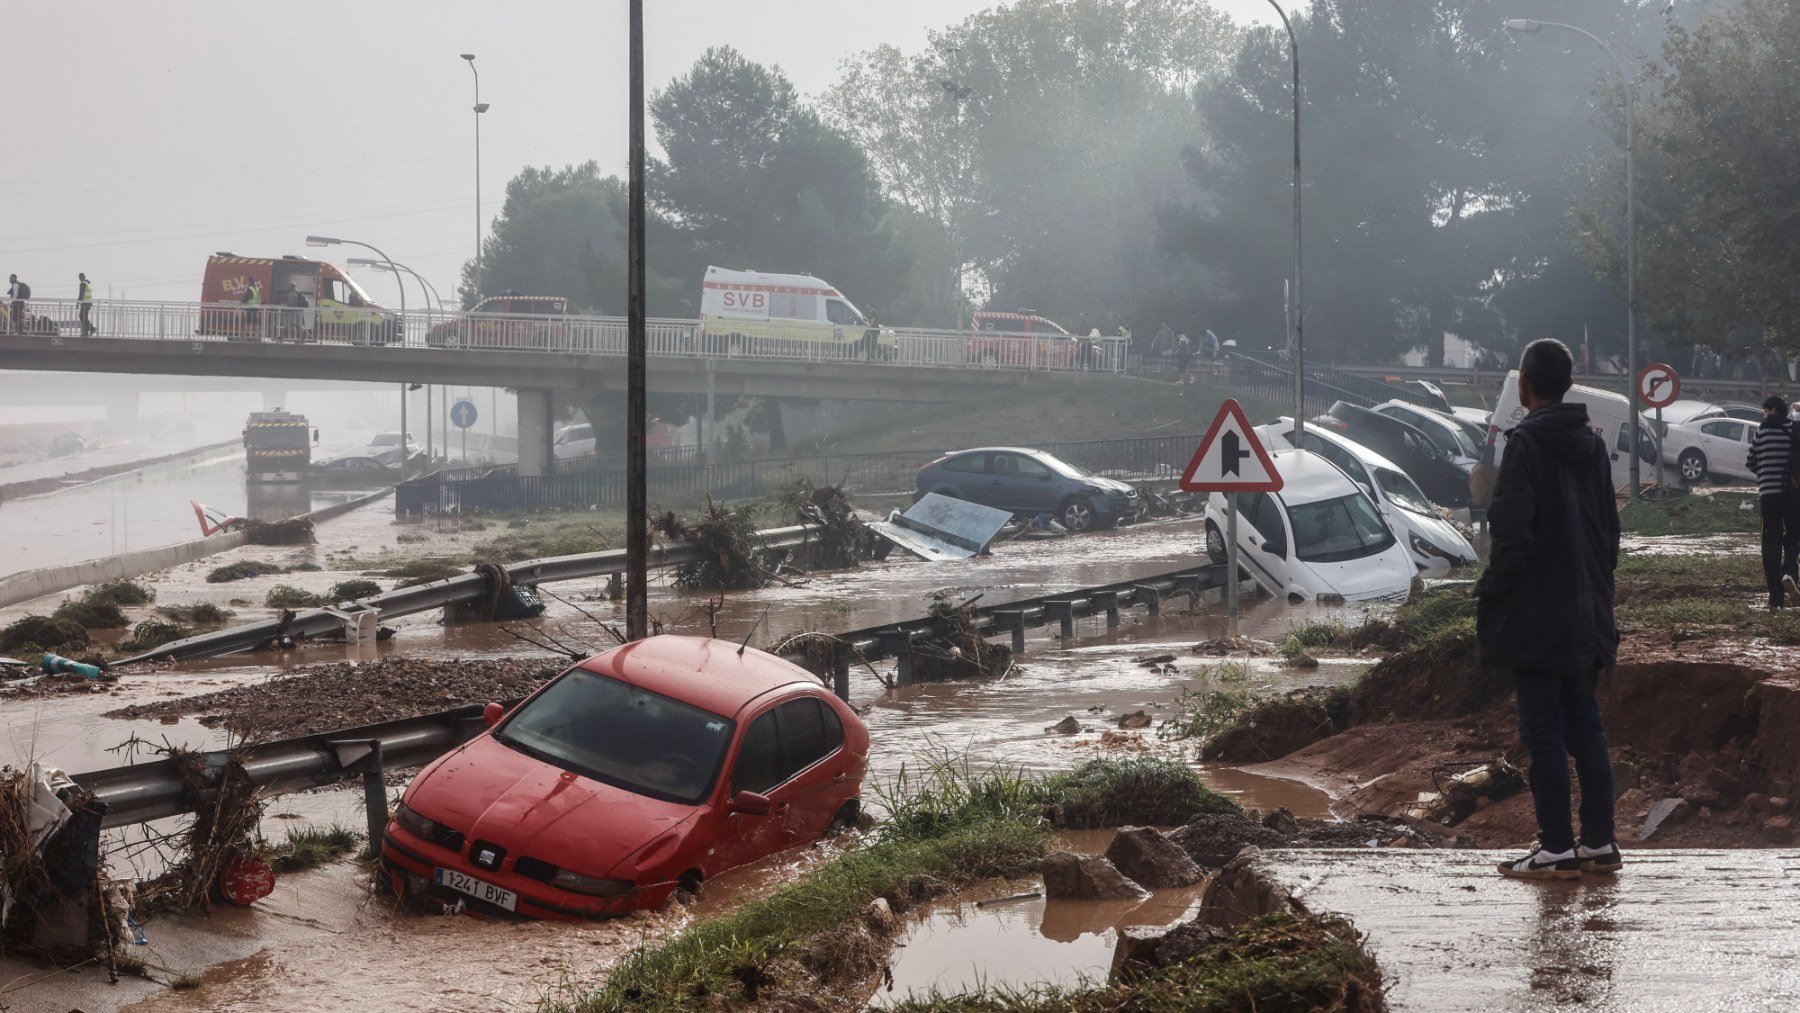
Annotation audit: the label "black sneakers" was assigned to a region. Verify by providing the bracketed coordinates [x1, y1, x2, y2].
[1495, 845, 1580, 880]
[1577, 841, 1623, 875]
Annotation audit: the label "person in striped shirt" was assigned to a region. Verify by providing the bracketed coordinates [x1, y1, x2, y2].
[1746, 394, 1800, 609]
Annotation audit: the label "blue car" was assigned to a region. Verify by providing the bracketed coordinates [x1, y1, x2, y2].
[913, 447, 1139, 532]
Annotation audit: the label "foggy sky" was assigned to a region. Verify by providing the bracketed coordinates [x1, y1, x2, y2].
[2, 1, 1271, 313]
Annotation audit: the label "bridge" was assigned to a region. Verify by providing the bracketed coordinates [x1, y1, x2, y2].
[0, 297, 1127, 474]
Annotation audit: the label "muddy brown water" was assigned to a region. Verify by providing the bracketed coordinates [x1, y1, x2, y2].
[6, 509, 1394, 1010]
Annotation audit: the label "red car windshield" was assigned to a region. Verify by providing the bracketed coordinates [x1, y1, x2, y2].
[494, 669, 735, 805]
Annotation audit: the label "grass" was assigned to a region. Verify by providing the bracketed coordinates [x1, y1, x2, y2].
[206, 559, 286, 583]
[1158, 686, 1256, 744]
[562, 755, 1242, 1012]
[263, 585, 324, 609]
[1619, 490, 1759, 536]
[327, 578, 383, 601]
[267, 824, 361, 873]
[884, 912, 1384, 1012]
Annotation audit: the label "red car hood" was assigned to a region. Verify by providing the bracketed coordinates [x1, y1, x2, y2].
[408, 733, 697, 878]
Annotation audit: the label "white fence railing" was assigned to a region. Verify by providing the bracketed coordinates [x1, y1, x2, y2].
[4, 297, 1127, 374]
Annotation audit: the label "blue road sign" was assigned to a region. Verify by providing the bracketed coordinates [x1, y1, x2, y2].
[449, 398, 478, 430]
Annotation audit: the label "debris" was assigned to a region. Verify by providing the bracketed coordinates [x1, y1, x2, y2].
[1047, 716, 1083, 735]
[1192, 637, 1271, 657]
[1402, 759, 1525, 827]
[41, 653, 109, 681]
[654, 499, 769, 590]
[974, 891, 1042, 909]
[1040, 850, 1150, 901]
[1261, 806, 1300, 836]
[1169, 810, 1289, 868]
[206, 559, 285, 583]
[453, 562, 546, 623]
[1640, 797, 1688, 841]
[1104, 826, 1204, 887]
[1116, 709, 1152, 729]
[243, 516, 315, 545]
[775, 479, 877, 570]
[1134, 654, 1178, 667]
[865, 492, 1012, 561]
[910, 591, 1014, 682]
[1095, 730, 1150, 751]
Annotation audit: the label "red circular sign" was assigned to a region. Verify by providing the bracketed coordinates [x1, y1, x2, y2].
[1637, 363, 1680, 409]
[219, 852, 277, 907]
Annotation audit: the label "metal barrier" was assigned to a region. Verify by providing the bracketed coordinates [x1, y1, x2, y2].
[399, 431, 1209, 515]
[9, 296, 1127, 375]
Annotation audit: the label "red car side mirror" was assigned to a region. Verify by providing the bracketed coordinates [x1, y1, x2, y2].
[482, 701, 505, 727]
[728, 790, 773, 816]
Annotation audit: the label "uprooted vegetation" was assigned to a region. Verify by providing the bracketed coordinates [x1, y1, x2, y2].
[121, 619, 191, 653]
[655, 499, 769, 590]
[206, 559, 289, 583]
[0, 614, 91, 656]
[268, 824, 361, 873]
[910, 591, 1014, 682]
[561, 762, 1252, 1013]
[263, 585, 324, 609]
[156, 602, 235, 625]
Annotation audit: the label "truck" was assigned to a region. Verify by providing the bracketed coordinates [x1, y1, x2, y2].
[697, 266, 894, 359]
[243, 409, 316, 483]
[199, 254, 400, 345]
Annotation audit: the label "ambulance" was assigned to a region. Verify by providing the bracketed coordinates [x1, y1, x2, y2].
[697, 266, 894, 359]
[198, 254, 400, 345]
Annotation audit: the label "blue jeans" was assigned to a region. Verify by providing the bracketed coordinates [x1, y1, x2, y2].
[1513, 667, 1614, 853]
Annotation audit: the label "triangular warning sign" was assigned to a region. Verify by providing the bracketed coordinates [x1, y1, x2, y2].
[1179, 399, 1284, 493]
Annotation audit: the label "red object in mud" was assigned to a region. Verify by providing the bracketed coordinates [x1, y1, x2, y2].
[380, 636, 870, 921]
[219, 853, 277, 907]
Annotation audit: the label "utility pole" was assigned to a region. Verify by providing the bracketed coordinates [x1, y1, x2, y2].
[625, 0, 649, 641]
[1268, 1, 1304, 447]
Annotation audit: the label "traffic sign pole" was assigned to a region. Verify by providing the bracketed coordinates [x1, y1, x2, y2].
[1655, 406, 1662, 491]
[1636, 363, 1679, 495]
[1226, 497, 1239, 632]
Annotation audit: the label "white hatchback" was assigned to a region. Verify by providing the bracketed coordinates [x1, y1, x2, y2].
[1203, 449, 1416, 604]
[1258, 418, 1477, 571]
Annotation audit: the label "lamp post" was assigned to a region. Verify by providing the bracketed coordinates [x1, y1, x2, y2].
[938, 49, 972, 332]
[351, 257, 449, 463]
[1503, 17, 1639, 497]
[625, 0, 649, 642]
[308, 235, 411, 471]
[348, 257, 444, 314]
[1267, 1, 1304, 447]
[461, 54, 490, 303]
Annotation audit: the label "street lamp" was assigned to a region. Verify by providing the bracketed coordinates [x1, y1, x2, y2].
[309, 235, 413, 471]
[938, 49, 973, 332]
[1503, 16, 1640, 496]
[461, 54, 489, 303]
[1267, 1, 1304, 446]
[348, 257, 445, 313]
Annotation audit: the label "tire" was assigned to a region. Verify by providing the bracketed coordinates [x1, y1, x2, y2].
[1677, 449, 1707, 485]
[1205, 522, 1227, 564]
[826, 800, 861, 834]
[1059, 497, 1096, 533]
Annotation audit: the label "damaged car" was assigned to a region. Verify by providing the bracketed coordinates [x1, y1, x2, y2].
[914, 446, 1138, 532]
[382, 636, 869, 920]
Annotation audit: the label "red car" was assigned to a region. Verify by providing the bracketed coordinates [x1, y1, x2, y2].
[381, 636, 869, 920]
[967, 310, 1079, 369]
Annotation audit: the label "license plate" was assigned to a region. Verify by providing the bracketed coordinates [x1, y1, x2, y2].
[434, 867, 517, 912]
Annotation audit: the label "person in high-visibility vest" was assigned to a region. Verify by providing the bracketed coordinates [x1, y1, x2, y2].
[241, 280, 261, 336]
[77, 273, 95, 336]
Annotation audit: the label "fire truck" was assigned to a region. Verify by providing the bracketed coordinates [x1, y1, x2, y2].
[243, 410, 315, 483]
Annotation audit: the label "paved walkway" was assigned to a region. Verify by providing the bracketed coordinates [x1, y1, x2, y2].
[1258, 848, 1800, 1012]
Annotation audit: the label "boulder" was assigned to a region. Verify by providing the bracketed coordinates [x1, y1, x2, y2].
[1196, 847, 1297, 928]
[1169, 810, 1288, 868]
[1047, 716, 1083, 735]
[1117, 710, 1152, 729]
[1104, 827, 1204, 888]
[1261, 806, 1300, 836]
[1040, 850, 1150, 901]
[1763, 815, 1794, 844]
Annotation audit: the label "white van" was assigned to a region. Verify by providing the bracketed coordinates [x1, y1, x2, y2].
[1488, 369, 1660, 492]
[697, 266, 895, 359]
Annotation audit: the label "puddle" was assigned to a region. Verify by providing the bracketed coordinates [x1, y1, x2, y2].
[873, 877, 1204, 1007]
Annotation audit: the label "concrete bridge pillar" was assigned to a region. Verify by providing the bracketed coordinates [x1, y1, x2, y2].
[103, 389, 140, 436]
[518, 388, 554, 477]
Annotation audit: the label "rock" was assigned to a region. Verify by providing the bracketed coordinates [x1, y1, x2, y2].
[1261, 806, 1300, 836]
[865, 897, 898, 935]
[1116, 709, 1152, 729]
[1744, 792, 1770, 814]
[1763, 815, 1794, 844]
[1047, 716, 1083, 735]
[1610, 760, 1639, 799]
[1134, 654, 1178, 666]
[1104, 827, 1204, 888]
[1153, 920, 1231, 965]
[1678, 782, 1721, 808]
[1196, 847, 1296, 928]
[1040, 850, 1150, 901]
[1111, 924, 1167, 972]
[1387, 837, 1415, 848]
[1703, 768, 1747, 807]
[1170, 811, 1289, 868]
[1769, 796, 1792, 814]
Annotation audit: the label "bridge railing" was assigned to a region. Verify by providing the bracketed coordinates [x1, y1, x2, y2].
[11, 297, 1127, 375]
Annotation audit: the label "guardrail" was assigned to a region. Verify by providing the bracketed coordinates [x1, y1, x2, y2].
[401, 431, 1211, 515]
[8, 296, 1127, 375]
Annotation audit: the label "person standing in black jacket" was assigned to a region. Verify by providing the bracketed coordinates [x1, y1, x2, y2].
[1745, 395, 1800, 609]
[1479, 338, 1622, 880]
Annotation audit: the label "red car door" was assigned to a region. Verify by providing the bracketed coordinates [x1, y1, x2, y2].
[771, 696, 850, 842]
[714, 707, 788, 871]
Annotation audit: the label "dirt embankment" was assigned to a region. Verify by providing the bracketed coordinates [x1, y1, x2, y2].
[105, 656, 563, 741]
[1230, 638, 1800, 849]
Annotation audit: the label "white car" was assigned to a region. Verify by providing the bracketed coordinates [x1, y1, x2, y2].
[1662, 416, 1757, 485]
[553, 423, 597, 460]
[1259, 418, 1477, 571]
[366, 431, 420, 466]
[1372, 400, 1482, 473]
[1202, 449, 1415, 604]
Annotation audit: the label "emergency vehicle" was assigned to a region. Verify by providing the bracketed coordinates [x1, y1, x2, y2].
[199, 254, 400, 345]
[967, 310, 1080, 369]
[242, 409, 315, 483]
[426, 293, 571, 349]
[697, 266, 894, 359]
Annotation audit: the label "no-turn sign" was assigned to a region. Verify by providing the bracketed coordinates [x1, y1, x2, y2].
[1637, 363, 1680, 409]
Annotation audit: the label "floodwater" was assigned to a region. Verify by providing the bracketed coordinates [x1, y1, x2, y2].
[0, 443, 379, 576]
[6, 510, 1392, 1010]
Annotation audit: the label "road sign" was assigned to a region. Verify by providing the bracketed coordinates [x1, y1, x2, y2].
[1637, 363, 1680, 409]
[1179, 398, 1283, 493]
[449, 398, 479, 430]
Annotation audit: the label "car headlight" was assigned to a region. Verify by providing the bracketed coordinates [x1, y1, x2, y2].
[1409, 532, 1453, 561]
[549, 869, 636, 897]
[394, 802, 465, 851]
